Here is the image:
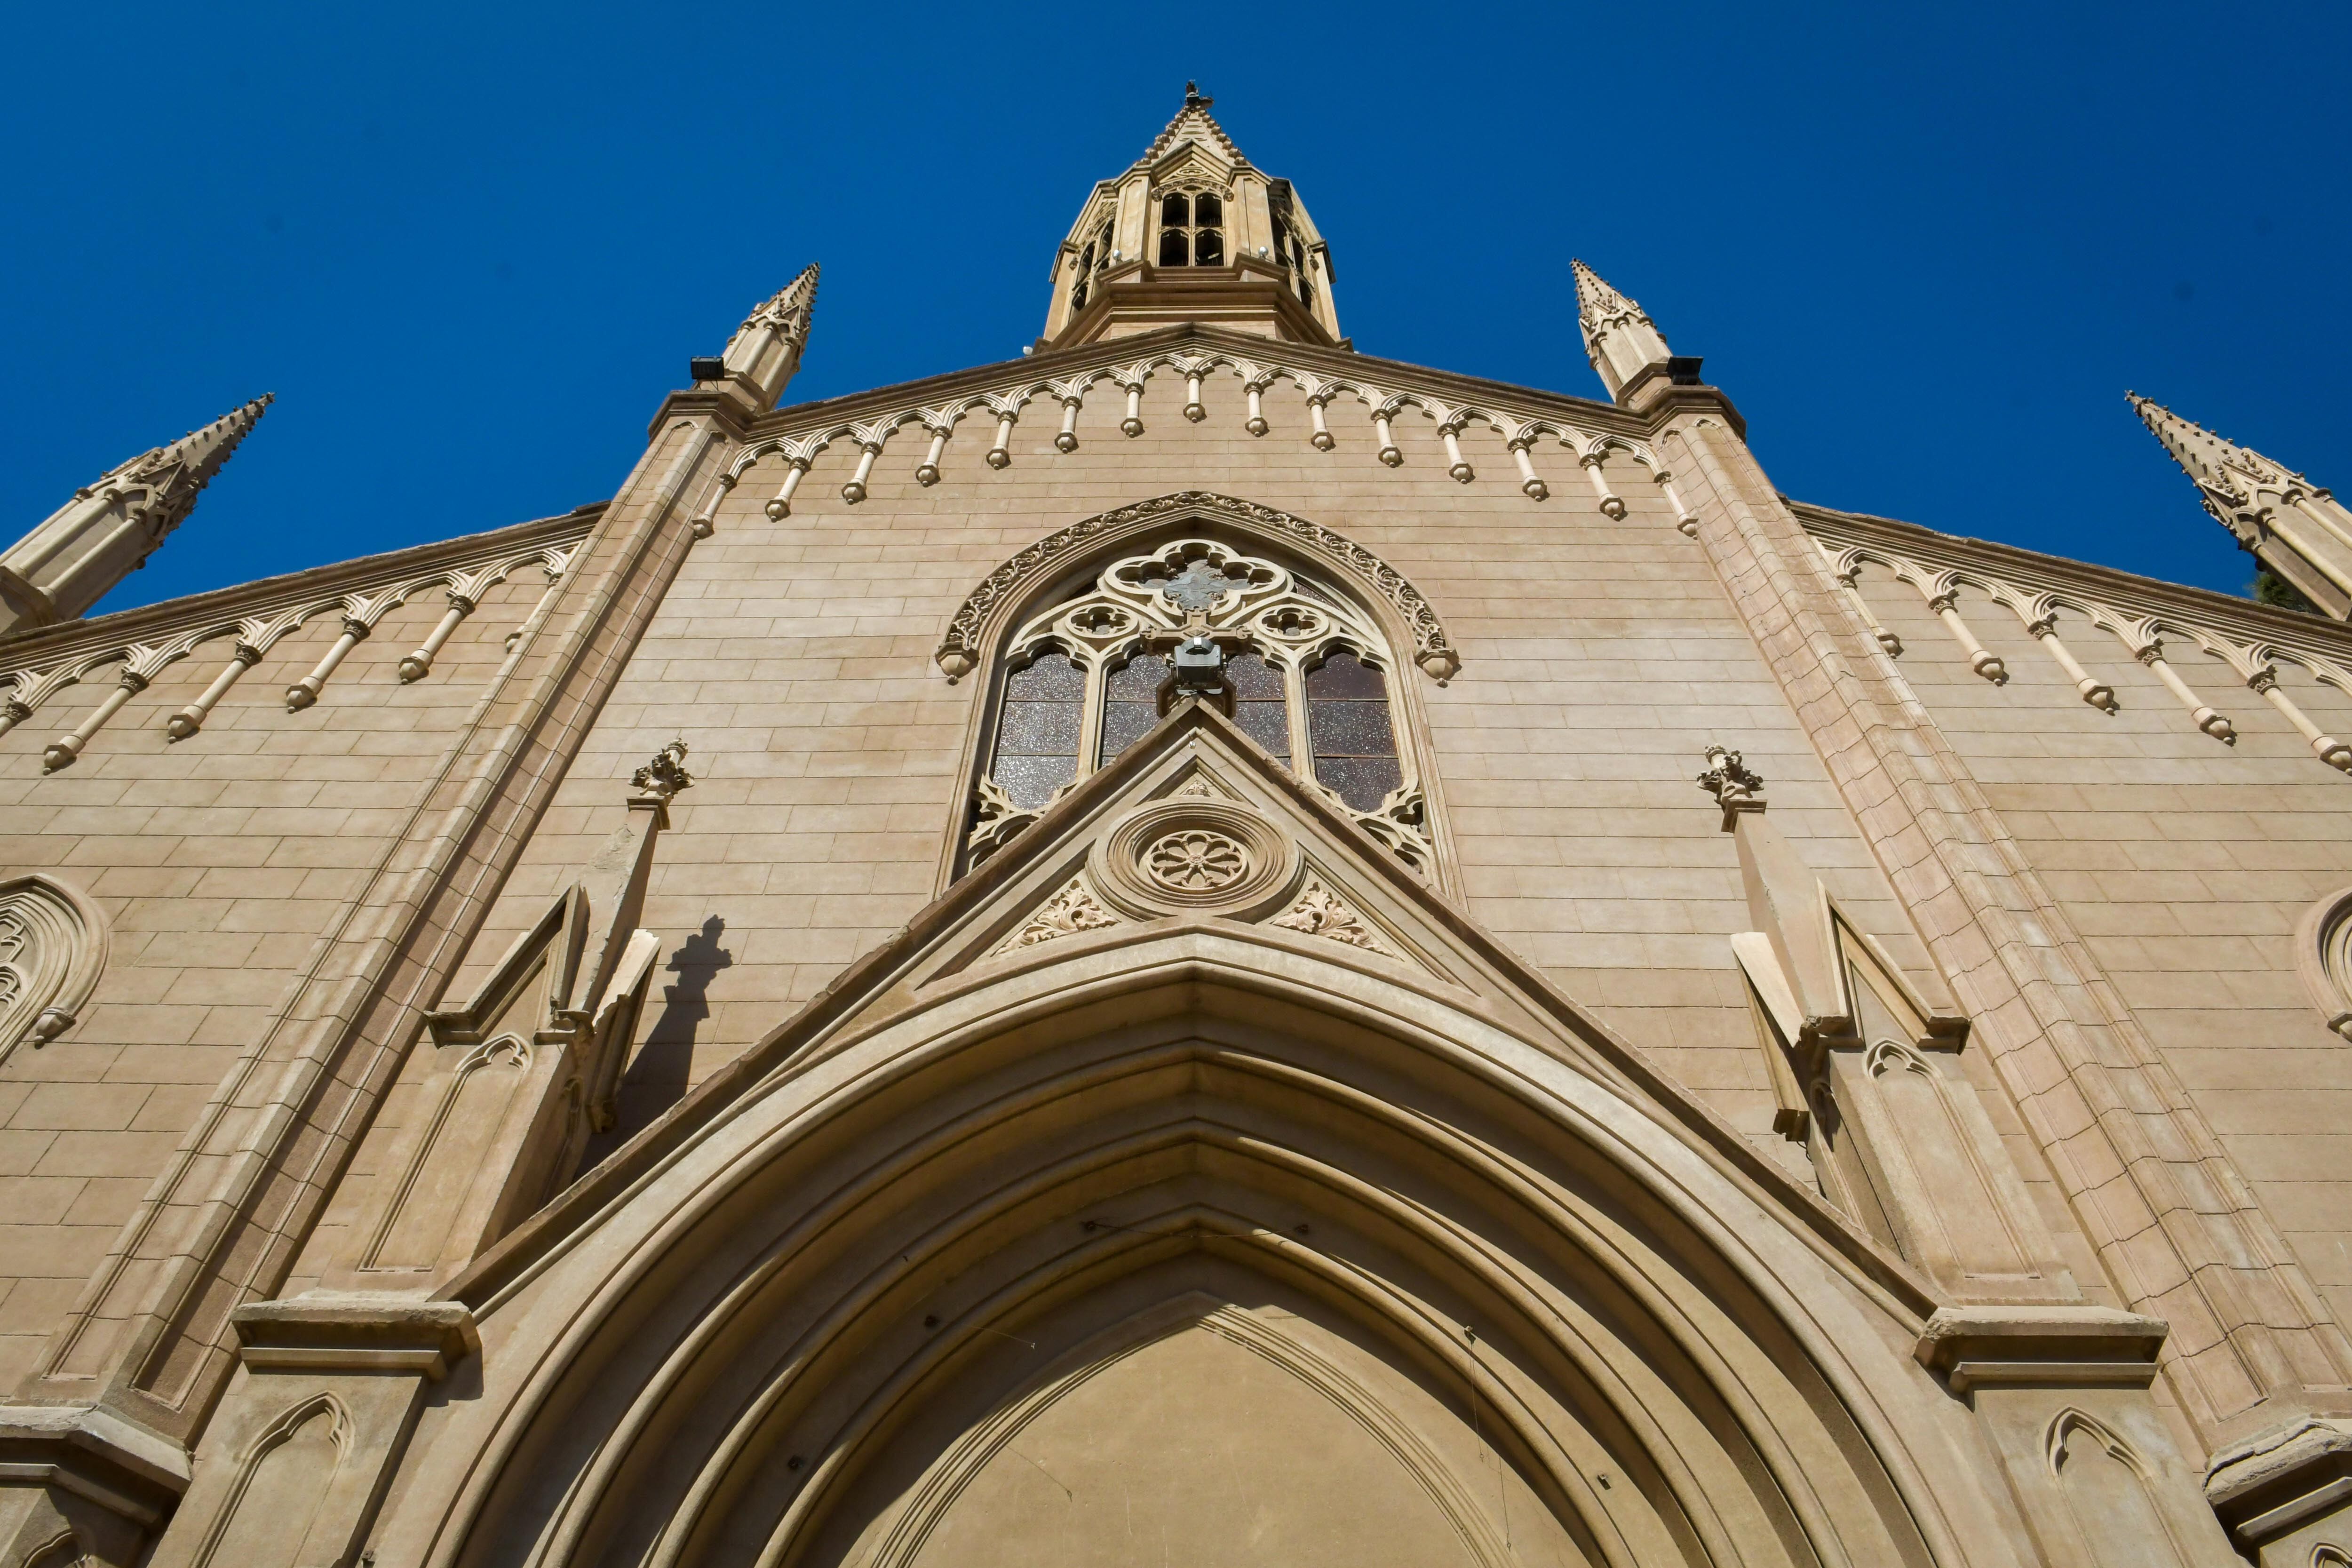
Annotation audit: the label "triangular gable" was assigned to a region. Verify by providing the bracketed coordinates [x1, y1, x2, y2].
[451, 699, 1939, 1317]
[922, 726, 1455, 989]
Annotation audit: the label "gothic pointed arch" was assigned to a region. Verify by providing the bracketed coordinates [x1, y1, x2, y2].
[358, 706, 2031, 1568]
[935, 492, 1462, 891]
[0, 871, 110, 1061]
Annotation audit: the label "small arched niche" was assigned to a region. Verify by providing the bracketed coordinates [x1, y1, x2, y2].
[0, 872, 109, 1061]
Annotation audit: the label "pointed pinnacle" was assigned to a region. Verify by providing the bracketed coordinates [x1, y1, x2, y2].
[1570, 258, 1651, 334]
[737, 263, 819, 340]
[2128, 392, 2241, 488]
[89, 394, 271, 496]
[171, 393, 273, 486]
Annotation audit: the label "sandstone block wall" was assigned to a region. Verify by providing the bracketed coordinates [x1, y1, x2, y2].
[296, 375, 2015, 1291]
[0, 563, 555, 1385]
[1848, 557, 2352, 1330]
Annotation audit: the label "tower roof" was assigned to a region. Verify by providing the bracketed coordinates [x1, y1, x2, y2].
[1130, 82, 1253, 173]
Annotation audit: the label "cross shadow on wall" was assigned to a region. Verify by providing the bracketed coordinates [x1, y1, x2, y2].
[578, 916, 732, 1169]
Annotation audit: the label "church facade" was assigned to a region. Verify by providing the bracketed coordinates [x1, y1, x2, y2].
[1, 90, 2350, 1568]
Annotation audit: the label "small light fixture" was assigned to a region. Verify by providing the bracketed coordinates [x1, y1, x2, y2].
[689, 357, 724, 382]
[1667, 356, 1705, 386]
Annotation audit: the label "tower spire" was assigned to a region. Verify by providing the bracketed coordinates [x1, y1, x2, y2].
[719, 263, 819, 414]
[2129, 392, 2352, 619]
[1572, 259, 1673, 403]
[1039, 93, 1339, 348]
[0, 395, 272, 637]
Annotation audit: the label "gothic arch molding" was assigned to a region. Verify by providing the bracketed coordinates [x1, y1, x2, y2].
[930, 491, 1460, 685]
[0, 871, 110, 1060]
[375, 922, 2025, 1568]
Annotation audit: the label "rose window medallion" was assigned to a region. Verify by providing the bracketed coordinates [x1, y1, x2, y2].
[1091, 797, 1299, 919]
[1144, 829, 1247, 892]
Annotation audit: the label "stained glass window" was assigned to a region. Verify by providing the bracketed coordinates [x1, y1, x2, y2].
[973, 541, 1431, 876]
[1098, 652, 1168, 764]
[1227, 650, 1289, 762]
[1307, 653, 1401, 812]
[992, 651, 1084, 810]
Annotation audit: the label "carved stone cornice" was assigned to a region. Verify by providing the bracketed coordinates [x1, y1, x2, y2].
[740, 321, 1657, 450]
[0, 506, 599, 671]
[0, 506, 599, 733]
[1796, 500, 2352, 677]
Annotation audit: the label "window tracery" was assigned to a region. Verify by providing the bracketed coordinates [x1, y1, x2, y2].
[968, 539, 1429, 874]
[1270, 189, 1316, 309]
[1155, 189, 1226, 268]
[1069, 218, 1113, 314]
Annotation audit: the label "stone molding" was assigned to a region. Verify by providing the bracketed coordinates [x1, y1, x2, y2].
[1913, 1305, 2169, 1393]
[230, 1298, 479, 1382]
[1806, 501, 2352, 770]
[934, 492, 1461, 684]
[715, 322, 1690, 529]
[2206, 1416, 2352, 1552]
[0, 872, 110, 1061]
[0, 507, 596, 742]
[1088, 797, 1302, 921]
[0, 1402, 190, 1521]
[2295, 888, 2352, 1040]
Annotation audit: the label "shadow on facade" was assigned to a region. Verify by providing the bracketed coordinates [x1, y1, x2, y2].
[579, 915, 731, 1168]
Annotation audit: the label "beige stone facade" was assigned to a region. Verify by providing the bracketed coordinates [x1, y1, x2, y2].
[0, 94, 2348, 1567]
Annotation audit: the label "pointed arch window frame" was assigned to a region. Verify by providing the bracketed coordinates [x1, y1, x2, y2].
[1151, 180, 1229, 271]
[0, 872, 110, 1063]
[934, 494, 1461, 895]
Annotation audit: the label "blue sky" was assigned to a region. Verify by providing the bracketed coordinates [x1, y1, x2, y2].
[3, 2, 2345, 615]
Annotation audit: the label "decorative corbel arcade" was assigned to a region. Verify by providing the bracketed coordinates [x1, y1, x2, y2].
[719, 326, 1700, 535]
[0, 509, 597, 769]
[1804, 504, 2352, 774]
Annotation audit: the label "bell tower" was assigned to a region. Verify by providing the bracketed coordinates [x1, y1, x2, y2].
[1040, 86, 1341, 350]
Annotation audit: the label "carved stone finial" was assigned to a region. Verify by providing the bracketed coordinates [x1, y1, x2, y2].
[631, 739, 694, 801]
[1697, 745, 1766, 832]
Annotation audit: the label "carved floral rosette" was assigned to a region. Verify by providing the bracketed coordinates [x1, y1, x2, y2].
[1088, 798, 1302, 922]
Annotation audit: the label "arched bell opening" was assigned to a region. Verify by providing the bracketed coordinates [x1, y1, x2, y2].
[416, 933, 1956, 1568]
